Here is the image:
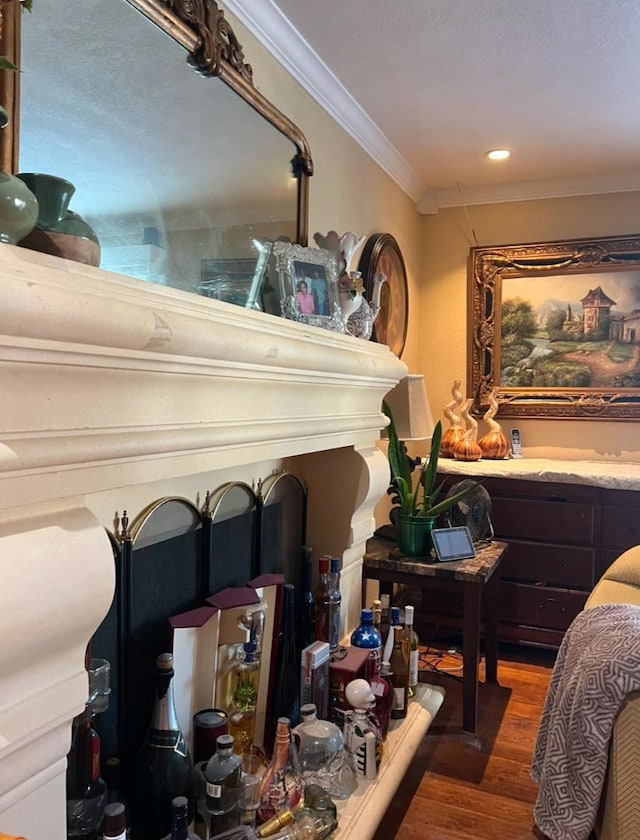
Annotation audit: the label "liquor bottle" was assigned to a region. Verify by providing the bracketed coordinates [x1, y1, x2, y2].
[103, 758, 131, 839]
[214, 810, 336, 839]
[371, 599, 382, 633]
[266, 585, 300, 753]
[66, 704, 108, 840]
[229, 633, 260, 756]
[382, 606, 402, 664]
[328, 556, 342, 654]
[161, 796, 201, 840]
[371, 661, 394, 739]
[401, 604, 420, 699]
[379, 594, 391, 640]
[389, 626, 409, 719]
[258, 718, 303, 823]
[313, 556, 333, 646]
[299, 547, 316, 654]
[203, 734, 243, 834]
[133, 653, 196, 840]
[292, 704, 356, 800]
[102, 802, 127, 840]
[350, 608, 382, 682]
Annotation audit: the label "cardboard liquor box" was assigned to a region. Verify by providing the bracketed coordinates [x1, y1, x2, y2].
[328, 645, 371, 723]
[300, 640, 330, 720]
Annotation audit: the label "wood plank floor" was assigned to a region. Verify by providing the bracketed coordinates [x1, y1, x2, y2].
[372, 644, 556, 840]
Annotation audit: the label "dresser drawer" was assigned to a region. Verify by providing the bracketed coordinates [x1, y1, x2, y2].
[501, 540, 595, 589]
[500, 581, 587, 631]
[492, 498, 595, 545]
[601, 505, 640, 550]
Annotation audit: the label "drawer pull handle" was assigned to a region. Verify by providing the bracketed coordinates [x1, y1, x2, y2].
[561, 562, 568, 569]
[538, 598, 566, 613]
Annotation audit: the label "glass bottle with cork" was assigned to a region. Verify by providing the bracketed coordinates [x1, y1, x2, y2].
[258, 718, 303, 824]
[389, 626, 409, 719]
[66, 704, 108, 840]
[133, 652, 195, 840]
[328, 556, 342, 654]
[203, 733, 243, 835]
[382, 605, 402, 664]
[298, 546, 316, 654]
[265, 585, 300, 754]
[401, 604, 420, 698]
[313, 556, 333, 647]
[229, 629, 260, 756]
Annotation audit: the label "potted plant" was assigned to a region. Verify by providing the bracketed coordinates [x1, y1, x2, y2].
[383, 400, 477, 557]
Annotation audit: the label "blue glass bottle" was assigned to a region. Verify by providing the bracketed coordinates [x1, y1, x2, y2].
[350, 608, 382, 682]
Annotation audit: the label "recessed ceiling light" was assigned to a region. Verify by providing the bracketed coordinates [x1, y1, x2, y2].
[485, 149, 511, 161]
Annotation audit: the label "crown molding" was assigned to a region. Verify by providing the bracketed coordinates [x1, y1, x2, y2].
[224, 1, 640, 213]
[222, 0, 424, 202]
[419, 170, 640, 213]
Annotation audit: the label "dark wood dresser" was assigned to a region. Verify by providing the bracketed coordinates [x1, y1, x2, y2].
[426, 460, 640, 648]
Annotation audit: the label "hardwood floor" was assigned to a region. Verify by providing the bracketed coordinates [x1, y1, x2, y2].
[372, 644, 556, 840]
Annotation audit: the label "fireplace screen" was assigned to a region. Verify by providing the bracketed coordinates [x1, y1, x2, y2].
[91, 472, 307, 793]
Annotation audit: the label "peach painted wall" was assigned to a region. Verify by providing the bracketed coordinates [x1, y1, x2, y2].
[418, 192, 640, 462]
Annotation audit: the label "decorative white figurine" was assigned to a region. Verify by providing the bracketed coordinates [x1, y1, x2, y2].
[313, 230, 387, 338]
[343, 679, 381, 780]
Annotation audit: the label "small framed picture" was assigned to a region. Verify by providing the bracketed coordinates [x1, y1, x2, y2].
[270, 242, 345, 332]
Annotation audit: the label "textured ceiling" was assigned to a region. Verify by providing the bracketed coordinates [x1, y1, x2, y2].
[271, 0, 640, 199]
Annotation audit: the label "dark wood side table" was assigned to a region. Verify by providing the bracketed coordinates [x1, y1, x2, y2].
[362, 535, 508, 733]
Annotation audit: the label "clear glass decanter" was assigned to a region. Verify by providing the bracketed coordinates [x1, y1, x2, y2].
[293, 703, 356, 800]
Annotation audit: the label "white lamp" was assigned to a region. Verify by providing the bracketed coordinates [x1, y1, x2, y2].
[384, 374, 434, 442]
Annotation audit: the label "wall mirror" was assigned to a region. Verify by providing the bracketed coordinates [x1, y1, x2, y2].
[3, 0, 312, 307]
[469, 234, 640, 421]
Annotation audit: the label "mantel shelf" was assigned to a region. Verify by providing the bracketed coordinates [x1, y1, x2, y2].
[335, 683, 446, 840]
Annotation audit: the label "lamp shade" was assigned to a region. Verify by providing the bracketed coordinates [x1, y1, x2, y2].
[384, 374, 434, 441]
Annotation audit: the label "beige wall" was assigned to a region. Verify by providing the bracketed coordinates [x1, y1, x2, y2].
[419, 192, 640, 462]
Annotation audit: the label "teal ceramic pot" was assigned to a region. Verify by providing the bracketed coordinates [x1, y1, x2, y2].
[0, 172, 39, 245]
[396, 514, 437, 558]
[16, 172, 101, 266]
[16, 172, 75, 228]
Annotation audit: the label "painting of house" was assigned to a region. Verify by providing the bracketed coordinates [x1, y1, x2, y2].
[500, 271, 640, 388]
[581, 286, 616, 337]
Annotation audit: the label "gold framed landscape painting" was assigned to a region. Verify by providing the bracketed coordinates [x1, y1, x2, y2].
[468, 234, 640, 420]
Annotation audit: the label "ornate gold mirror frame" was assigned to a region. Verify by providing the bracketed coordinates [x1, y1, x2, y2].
[0, 0, 313, 244]
[469, 234, 640, 420]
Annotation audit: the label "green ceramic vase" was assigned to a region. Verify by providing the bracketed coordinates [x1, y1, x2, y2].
[16, 172, 101, 266]
[0, 172, 39, 245]
[396, 514, 437, 558]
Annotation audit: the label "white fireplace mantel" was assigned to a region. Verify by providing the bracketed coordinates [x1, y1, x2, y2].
[0, 246, 406, 838]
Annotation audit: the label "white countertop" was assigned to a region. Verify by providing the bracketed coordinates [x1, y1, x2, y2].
[437, 457, 640, 492]
[334, 682, 446, 840]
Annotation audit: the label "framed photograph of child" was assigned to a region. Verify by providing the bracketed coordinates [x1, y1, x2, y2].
[269, 242, 345, 332]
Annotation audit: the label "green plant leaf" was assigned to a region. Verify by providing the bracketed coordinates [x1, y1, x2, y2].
[383, 400, 412, 490]
[421, 420, 442, 502]
[0, 56, 18, 72]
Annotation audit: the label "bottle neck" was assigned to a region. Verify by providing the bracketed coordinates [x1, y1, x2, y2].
[272, 725, 292, 766]
[171, 808, 189, 840]
[301, 548, 313, 592]
[151, 669, 180, 731]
